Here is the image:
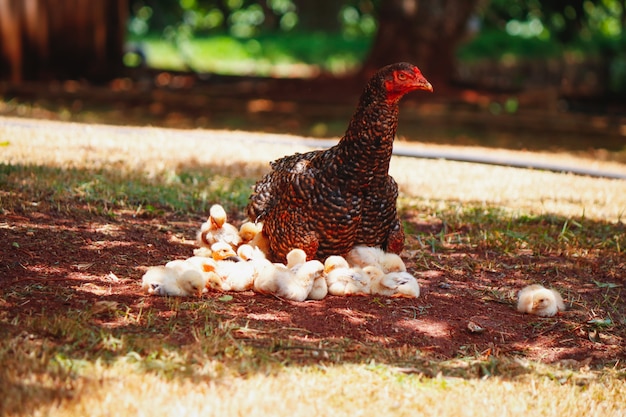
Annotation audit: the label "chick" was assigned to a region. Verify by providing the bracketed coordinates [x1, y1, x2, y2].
[253, 248, 324, 302]
[192, 246, 213, 258]
[214, 259, 257, 292]
[517, 284, 565, 317]
[346, 245, 406, 273]
[175, 269, 208, 297]
[197, 204, 241, 249]
[166, 256, 216, 276]
[386, 271, 420, 298]
[239, 221, 263, 244]
[378, 252, 407, 273]
[211, 241, 240, 262]
[308, 272, 328, 300]
[279, 257, 325, 302]
[237, 243, 267, 263]
[249, 228, 271, 257]
[367, 266, 415, 297]
[253, 261, 288, 295]
[324, 255, 368, 296]
[141, 266, 205, 297]
[286, 248, 307, 269]
[346, 245, 384, 268]
[141, 266, 176, 295]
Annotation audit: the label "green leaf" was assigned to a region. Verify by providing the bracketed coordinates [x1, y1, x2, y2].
[218, 294, 233, 302]
[593, 280, 621, 288]
[587, 317, 613, 327]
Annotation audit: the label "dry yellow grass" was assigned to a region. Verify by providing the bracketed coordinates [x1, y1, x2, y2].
[11, 359, 626, 417]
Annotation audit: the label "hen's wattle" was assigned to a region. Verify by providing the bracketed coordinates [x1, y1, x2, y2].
[247, 62, 433, 263]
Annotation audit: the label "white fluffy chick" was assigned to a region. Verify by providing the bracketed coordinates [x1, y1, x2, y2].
[324, 255, 368, 296]
[279, 257, 325, 302]
[308, 273, 328, 300]
[166, 256, 216, 276]
[346, 245, 406, 273]
[141, 266, 205, 297]
[253, 262, 288, 295]
[253, 248, 324, 302]
[517, 284, 565, 317]
[366, 266, 410, 297]
[214, 259, 256, 292]
[346, 245, 384, 268]
[196, 204, 241, 249]
[386, 271, 420, 298]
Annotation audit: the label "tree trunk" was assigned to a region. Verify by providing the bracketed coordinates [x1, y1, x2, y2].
[0, 0, 128, 83]
[361, 0, 481, 88]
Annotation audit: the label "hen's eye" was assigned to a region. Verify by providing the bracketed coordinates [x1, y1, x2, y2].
[397, 73, 407, 81]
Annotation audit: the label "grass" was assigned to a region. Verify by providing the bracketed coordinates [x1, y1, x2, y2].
[1, 117, 626, 416]
[133, 32, 372, 76]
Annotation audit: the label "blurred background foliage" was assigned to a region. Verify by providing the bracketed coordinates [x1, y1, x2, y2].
[124, 0, 626, 92]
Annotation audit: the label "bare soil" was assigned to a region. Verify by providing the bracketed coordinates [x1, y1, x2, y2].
[2, 205, 623, 366]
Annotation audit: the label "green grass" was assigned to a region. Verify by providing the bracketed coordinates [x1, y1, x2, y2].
[0, 162, 254, 215]
[135, 32, 372, 75]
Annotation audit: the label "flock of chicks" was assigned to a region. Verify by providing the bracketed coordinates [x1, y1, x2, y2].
[141, 204, 420, 302]
[141, 204, 566, 317]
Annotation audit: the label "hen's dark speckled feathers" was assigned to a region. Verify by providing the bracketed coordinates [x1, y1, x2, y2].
[247, 62, 433, 262]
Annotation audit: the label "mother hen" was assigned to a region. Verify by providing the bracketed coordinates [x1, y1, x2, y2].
[247, 62, 433, 263]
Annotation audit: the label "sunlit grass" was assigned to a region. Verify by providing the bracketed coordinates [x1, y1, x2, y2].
[2, 322, 625, 417]
[136, 32, 372, 76]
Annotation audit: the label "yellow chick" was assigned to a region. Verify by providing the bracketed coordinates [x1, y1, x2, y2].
[346, 245, 406, 273]
[249, 229, 271, 257]
[196, 204, 241, 249]
[324, 255, 369, 296]
[211, 241, 240, 261]
[214, 259, 257, 292]
[286, 248, 307, 269]
[517, 284, 565, 317]
[239, 221, 263, 244]
[379, 252, 407, 273]
[237, 243, 267, 262]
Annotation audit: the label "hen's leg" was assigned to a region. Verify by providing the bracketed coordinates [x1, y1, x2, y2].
[386, 218, 405, 254]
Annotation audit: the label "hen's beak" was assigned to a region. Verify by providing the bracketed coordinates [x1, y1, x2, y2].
[419, 80, 433, 92]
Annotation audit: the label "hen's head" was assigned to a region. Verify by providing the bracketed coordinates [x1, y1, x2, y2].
[372, 62, 433, 104]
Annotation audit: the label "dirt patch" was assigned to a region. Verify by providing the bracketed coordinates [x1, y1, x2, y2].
[1, 205, 623, 366]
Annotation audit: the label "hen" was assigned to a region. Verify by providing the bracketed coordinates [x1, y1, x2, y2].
[247, 62, 433, 262]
